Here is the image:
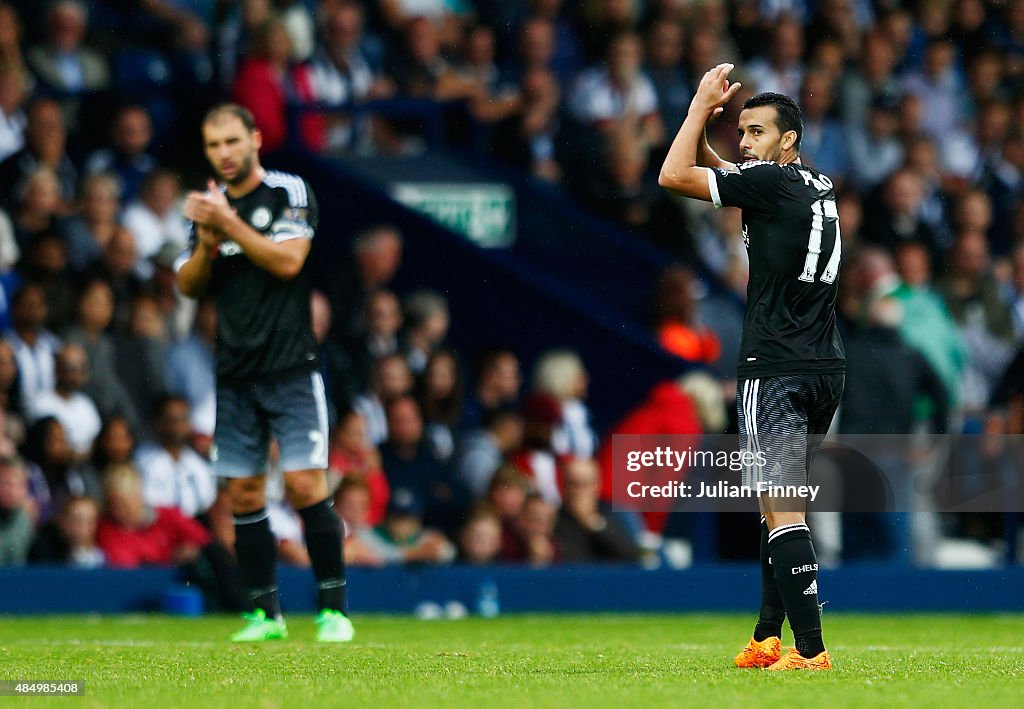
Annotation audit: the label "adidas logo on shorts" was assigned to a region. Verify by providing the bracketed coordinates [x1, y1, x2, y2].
[803, 580, 818, 596]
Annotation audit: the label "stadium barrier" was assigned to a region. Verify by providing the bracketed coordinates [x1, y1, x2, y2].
[2, 565, 1023, 614]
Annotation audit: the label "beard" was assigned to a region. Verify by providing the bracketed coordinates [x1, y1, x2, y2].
[221, 152, 255, 186]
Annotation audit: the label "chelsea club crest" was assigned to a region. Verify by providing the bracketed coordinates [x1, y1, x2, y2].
[251, 207, 272, 230]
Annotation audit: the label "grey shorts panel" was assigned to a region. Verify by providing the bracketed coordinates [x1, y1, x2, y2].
[213, 369, 329, 478]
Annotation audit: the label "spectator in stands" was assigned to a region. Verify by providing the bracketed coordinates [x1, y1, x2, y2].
[644, 18, 689, 136]
[596, 378, 702, 535]
[292, 0, 394, 154]
[0, 340, 25, 442]
[114, 295, 170, 440]
[22, 416, 98, 523]
[63, 280, 140, 433]
[509, 392, 563, 506]
[462, 347, 521, 429]
[532, 348, 596, 459]
[456, 403, 524, 497]
[333, 475, 386, 566]
[457, 24, 521, 124]
[341, 288, 402, 400]
[96, 463, 210, 568]
[402, 290, 450, 375]
[121, 169, 188, 279]
[490, 67, 563, 183]
[87, 229, 145, 332]
[892, 241, 968, 410]
[28, 495, 103, 567]
[83, 106, 158, 204]
[0, 63, 29, 163]
[513, 1, 582, 88]
[507, 16, 556, 84]
[485, 464, 529, 551]
[380, 396, 467, 535]
[133, 395, 215, 519]
[806, 0, 867, 59]
[847, 91, 905, 192]
[747, 17, 804, 97]
[457, 505, 502, 564]
[81, 415, 135, 484]
[18, 231, 75, 332]
[416, 347, 462, 462]
[359, 488, 455, 565]
[503, 493, 557, 565]
[327, 407, 390, 526]
[165, 298, 216, 440]
[554, 457, 638, 563]
[330, 224, 403, 345]
[0, 455, 32, 564]
[354, 352, 414, 445]
[232, 15, 294, 154]
[12, 166, 63, 249]
[27, 343, 100, 463]
[798, 71, 848, 186]
[215, 0, 273, 88]
[653, 265, 721, 365]
[569, 31, 663, 148]
[903, 136, 953, 247]
[840, 259, 950, 436]
[6, 283, 61, 407]
[903, 39, 969, 144]
[61, 173, 130, 274]
[0, 98, 76, 213]
[839, 31, 900, 131]
[0, 3, 24, 72]
[693, 205, 749, 299]
[937, 231, 1017, 415]
[26, 0, 109, 131]
[387, 16, 479, 103]
[863, 169, 942, 255]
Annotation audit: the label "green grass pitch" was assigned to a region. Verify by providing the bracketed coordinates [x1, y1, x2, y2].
[3, 613, 1023, 707]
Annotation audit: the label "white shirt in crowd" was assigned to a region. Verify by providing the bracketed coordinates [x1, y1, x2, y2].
[569, 68, 659, 124]
[134, 441, 216, 518]
[122, 199, 189, 279]
[29, 390, 102, 456]
[6, 330, 60, 408]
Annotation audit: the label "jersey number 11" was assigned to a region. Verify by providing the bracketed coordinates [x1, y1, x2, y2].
[798, 198, 841, 285]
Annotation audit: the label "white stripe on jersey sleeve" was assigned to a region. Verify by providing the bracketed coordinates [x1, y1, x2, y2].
[706, 168, 723, 209]
[270, 219, 314, 242]
[264, 171, 308, 208]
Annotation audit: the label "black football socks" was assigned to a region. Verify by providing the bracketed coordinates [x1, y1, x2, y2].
[767, 523, 826, 658]
[753, 516, 786, 642]
[298, 497, 347, 614]
[233, 508, 281, 619]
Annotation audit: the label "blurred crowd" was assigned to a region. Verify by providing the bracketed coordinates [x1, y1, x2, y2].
[1, 0, 1024, 580]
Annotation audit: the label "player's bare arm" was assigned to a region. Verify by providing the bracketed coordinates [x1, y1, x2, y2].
[184, 179, 312, 281]
[176, 222, 222, 298]
[658, 63, 742, 200]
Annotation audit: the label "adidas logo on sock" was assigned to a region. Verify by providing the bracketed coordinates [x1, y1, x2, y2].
[803, 580, 818, 596]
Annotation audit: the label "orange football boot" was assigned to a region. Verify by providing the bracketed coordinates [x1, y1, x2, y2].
[765, 648, 832, 671]
[734, 636, 782, 668]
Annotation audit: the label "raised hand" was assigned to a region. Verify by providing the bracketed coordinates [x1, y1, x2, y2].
[184, 179, 233, 230]
[690, 63, 743, 118]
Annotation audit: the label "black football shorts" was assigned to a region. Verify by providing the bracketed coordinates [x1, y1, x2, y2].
[736, 373, 844, 489]
[212, 368, 329, 477]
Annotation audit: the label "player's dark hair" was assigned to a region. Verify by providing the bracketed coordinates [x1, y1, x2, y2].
[743, 92, 803, 151]
[202, 103, 256, 133]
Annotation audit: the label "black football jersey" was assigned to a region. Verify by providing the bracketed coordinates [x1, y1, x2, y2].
[708, 160, 846, 379]
[178, 170, 320, 381]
